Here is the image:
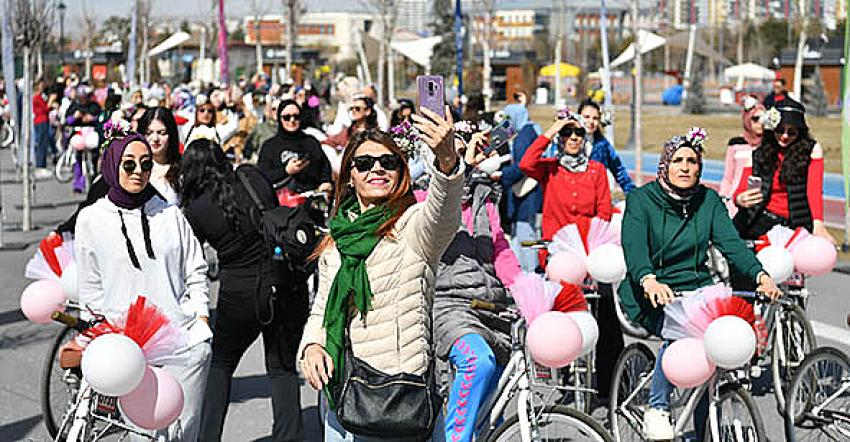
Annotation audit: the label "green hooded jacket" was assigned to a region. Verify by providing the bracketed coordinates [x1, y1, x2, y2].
[618, 181, 763, 332]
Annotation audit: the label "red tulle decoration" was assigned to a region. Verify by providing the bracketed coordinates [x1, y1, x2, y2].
[123, 297, 170, 349]
[705, 296, 755, 325]
[552, 283, 589, 313]
[39, 233, 64, 277]
[662, 284, 757, 340]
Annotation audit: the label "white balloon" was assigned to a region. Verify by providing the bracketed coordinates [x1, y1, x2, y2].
[703, 316, 756, 369]
[566, 311, 599, 356]
[84, 131, 100, 150]
[81, 334, 146, 397]
[586, 244, 626, 283]
[756, 245, 794, 283]
[59, 262, 78, 302]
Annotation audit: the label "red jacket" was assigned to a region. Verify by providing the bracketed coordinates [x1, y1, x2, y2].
[519, 134, 612, 243]
[33, 94, 48, 125]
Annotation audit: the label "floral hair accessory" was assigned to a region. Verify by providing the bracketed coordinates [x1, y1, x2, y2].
[686, 127, 708, 148]
[390, 119, 422, 159]
[454, 120, 474, 135]
[100, 118, 132, 149]
[600, 109, 614, 127]
[186, 125, 219, 146]
[556, 106, 580, 122]
[762, 107, 781, 131]
[742, 95, 759, 111]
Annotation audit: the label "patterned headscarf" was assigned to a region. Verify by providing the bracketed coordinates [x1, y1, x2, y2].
[657, 127, 707, 200]
[556, 108, 590, 173]
[741, 96, 766, 147]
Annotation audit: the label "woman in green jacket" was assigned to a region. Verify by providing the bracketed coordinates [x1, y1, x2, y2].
[618, 129, 781, 440]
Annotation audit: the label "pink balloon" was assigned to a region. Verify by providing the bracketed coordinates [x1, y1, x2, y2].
[792, 236, 837, 276]
[70, 134, 86, 152]
[119, 366, 184, 430]
[546, 251, 587, 285]
[526, 311, 583, 368]
[20, 279, 66, 324]
[662, 338, 716, 389]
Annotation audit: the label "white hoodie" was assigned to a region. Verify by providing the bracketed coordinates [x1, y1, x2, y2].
[75, 195, 210, 345]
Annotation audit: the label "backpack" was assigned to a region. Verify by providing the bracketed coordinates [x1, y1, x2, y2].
[234, 164, 320, 270]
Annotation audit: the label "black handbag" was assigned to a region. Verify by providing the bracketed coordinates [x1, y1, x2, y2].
[334, 330, 438, 439]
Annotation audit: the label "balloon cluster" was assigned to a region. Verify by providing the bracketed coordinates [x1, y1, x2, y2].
[547, 217, 626, 285]
[80, 296, 186, 430]
[20, 233, 77, 324]
[755, 226, 837, 282]
[661, 285, 759, 388]
[510, 273, 599, 368]
[69, 127, 100, 152]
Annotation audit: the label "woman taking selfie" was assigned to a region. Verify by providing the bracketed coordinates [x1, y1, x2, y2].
[299, 107, 463, 441]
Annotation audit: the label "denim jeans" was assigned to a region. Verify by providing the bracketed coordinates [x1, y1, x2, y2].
[510, 220, 538, 273]
[34, 122, 50, 168]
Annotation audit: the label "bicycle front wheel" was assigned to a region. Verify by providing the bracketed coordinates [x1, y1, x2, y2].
[41, 326, 80, 439]
[487, 405, 613, 442]
[784, 347, 850, 441]
[772, 304, 817, 414]
[705, 384, 766, 442]
[54, 149, 74, 183]
[609, 342, 655, 442]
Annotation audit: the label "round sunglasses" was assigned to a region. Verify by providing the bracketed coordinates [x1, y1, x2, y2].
[121, 159, 154, 174]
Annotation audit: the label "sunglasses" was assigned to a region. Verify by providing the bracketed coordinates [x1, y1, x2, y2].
[352, 154, 401, 173]
[281, 113, 300, 122]
[121, 159, 154, 173]
[349, 106, 365, 113]
[559, 127, 586, 139]
[776, 126, 799, 137]
[198, 107, 214, 114]
[751, 115, 762, 123]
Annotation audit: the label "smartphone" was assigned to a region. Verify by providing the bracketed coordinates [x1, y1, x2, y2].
[747, 176, 763, 191]
[416, 75, 445, 118]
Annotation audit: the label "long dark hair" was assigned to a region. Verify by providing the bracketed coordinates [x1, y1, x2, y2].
[754, 128, 816, 184]
[348, 97, 379, 136]
[179, 139, 243, 232]
[139, 107, 182, 193]
[312, 130, 416, 258]
[577, 98, 604, 142]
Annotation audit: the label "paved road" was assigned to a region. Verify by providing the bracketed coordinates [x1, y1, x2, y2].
[0, 153, 848, 441]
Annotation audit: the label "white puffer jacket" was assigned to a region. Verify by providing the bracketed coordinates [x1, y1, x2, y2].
[299, 162, 464, 375]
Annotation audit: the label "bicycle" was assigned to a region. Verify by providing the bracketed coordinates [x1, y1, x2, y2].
[463, 300, 612, 441]
[55, 133, 96, 185]
[609, 291, 774, 442]
[783, 315, 850, 440]
[41, 306, 154, 441]
[708, 241, 818, 414]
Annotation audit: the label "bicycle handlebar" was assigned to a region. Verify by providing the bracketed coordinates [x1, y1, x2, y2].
[51, 311, 90, 332]
[470, 299, 505, 313]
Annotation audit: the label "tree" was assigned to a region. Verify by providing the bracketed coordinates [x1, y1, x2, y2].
[685, 58, 706, 114]
[362, 0, 399, 106]
[429, 0, 456, 79]
[757, 19, 790, 62]
[805, 66, 828, 116]
[101, 16, 131, 53]
[281, 0, 302, 83]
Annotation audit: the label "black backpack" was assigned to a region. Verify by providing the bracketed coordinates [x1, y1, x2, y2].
[234, 164, 320, 270]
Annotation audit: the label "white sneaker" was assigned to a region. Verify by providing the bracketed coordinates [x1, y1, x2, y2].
[643, 408, 675, 440]
[34, 168, 52, 180]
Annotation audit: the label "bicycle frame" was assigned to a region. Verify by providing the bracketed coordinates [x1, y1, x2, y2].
[61, 378, 152, 441]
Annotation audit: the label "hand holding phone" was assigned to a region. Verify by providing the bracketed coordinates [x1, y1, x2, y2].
[416, 76, 445, 119]
[747, 176, 763, 191]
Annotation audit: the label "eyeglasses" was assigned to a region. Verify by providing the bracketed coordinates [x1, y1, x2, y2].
[281, 113, 300, 122]
[349, 106, 365, 113]
[559, 127, 586, 139]
[198, 108, 214, 114]
[751, 115, 762, 123]
[776, 126, 799, 137]
[121, 159, 154, 173]
[352, 154, 401, 173]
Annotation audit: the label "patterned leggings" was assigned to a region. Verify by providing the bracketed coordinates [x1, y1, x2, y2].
[444, 333, 501, 442]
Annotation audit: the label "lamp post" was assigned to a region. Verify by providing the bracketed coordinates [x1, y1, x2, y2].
[58, 2, 66, 68]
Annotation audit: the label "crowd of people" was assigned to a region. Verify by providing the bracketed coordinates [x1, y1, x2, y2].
[21, 68, 833, 442]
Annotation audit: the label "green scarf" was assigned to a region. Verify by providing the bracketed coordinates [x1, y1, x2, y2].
[323, 196, 393, 408]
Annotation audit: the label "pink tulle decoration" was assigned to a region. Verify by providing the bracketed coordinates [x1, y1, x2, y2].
[587, 217, 621, 248]
[661, 284, 756, 340]
[509, 272, 560, 324]
[549, 224, 587, 258]
[25, 232, 75, 281]
[761, 225, 811, 253]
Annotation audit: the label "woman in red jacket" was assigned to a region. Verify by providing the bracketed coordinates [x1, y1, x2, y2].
[519, 109, 613, 267]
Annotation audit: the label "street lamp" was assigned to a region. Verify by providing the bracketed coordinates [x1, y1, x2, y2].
[58, 1, 66, 67]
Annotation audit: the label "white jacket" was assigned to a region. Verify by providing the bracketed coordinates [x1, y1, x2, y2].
[75, 196, 210, 344]
[299, 161, 464, 376]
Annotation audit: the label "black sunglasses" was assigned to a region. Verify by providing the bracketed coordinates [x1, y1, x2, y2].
[121, 159, 154, 173]
[750, 115, 762, 123]
[352, 154, 401, 173]
[559, 126, 586, 139]
[281, 113, 300, 122]
[776, 126, 799, 137]
[349, 106, 365, 112]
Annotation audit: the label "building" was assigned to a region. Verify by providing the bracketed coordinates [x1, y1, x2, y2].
[777, 34, 844, 105]
[397, 0, 430, 34]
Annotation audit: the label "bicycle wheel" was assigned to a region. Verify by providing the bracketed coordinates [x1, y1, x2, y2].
[772, 304, 817, 413]
[609, 342, 655, 442]
[41, 326, 81, 439]
[54, 149, 74, 183]
[704, 384, 766, 442]
[0, 121, 13, 148]
[487, 405, 613, 442]
[784, 347, 850, 441]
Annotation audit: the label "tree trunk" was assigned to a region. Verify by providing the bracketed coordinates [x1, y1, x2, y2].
[482, 8, 492, 111]
[793, 0, 808, 100]
[128, 0, 138, 86]
[22, 46, 31, 231]
[632, 0, 643, 186]
[255, 17, 263, 76]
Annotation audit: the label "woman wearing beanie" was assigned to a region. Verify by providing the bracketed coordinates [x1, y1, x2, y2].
[719, 96, 765, 215]
[75, 130, 211, 442]
[733, 99, 833, 243]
